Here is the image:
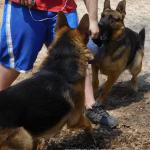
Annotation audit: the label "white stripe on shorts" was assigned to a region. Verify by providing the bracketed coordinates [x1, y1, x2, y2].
[6, 1, 15, 68]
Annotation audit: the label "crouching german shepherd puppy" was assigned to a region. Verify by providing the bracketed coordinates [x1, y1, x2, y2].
[0, 12, 93, 150]
[92, 0, 145, 105]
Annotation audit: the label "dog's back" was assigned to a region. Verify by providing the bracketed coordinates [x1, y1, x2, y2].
[0, 71, 72, 134]
[124, 27, 145, 66]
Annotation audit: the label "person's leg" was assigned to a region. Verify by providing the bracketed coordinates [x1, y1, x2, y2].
[84, 68, 95, 109]
[0, 64, 19, 91]
[0, 1, 49, 90]
[85, 38, 118, 128]
[0, 1, 20, 91]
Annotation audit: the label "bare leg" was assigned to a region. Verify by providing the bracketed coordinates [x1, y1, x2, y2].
[85, 66, 95, 109]
[0, 64, 19, 91]
[85, 66, 118, 128]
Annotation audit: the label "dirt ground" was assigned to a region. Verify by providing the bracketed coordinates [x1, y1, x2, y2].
[0, 0, 150, 149]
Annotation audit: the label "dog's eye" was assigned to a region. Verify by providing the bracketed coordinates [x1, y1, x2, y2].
[115, 18, 120, 21]
[101, 13, 105, 17]
[111, 17, 120, 22]
[113, 17, 121, 21]
[109, 15, 112, 19]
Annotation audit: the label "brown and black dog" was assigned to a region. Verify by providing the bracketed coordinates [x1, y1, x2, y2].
[92, 0, 145, 105]
[0, 12, 93, 150]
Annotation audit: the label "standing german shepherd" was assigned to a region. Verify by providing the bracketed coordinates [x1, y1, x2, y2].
[0, 12, 93, 150]
[92, 0, 145, 104]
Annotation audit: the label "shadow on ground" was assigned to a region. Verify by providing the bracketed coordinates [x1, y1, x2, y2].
[46, 73, 149, 150]
[105, 73, 150, 110]
[47, 127, 122, 150]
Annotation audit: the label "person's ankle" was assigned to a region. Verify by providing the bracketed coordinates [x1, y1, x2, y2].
[85, 101, 95, 109]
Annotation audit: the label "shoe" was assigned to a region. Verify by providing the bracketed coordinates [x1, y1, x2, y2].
[86, 102, 118, 128]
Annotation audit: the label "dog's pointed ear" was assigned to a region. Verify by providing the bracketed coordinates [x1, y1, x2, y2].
[55, 11, 69, 32]
[116, 0, 126, 18]
[78, 14, 90, 37]
[104, 0, 111, 10]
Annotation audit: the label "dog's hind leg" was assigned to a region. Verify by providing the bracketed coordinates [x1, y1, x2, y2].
[0, 127, 33, 150]
[129, 50, 143, 91]
[92, 64, 100, 98]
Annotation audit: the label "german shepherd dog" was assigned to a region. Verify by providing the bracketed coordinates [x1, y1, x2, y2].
[92, 0, 145, 105]
[0, 12, 93, 150]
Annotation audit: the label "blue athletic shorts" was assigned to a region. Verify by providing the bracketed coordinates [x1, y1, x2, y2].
[0, 0, 78, 72]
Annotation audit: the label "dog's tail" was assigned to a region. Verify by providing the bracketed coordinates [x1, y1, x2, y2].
[139, 28, 145, 49]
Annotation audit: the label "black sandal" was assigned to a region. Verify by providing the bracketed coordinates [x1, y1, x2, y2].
[86, 102, 118, 128]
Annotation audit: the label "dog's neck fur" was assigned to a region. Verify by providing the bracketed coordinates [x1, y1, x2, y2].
[40, 31, 87, 83]
[110, 26, 125, 41]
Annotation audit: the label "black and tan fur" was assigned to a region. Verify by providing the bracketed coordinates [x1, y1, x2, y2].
[92, 0, 145, 104]
[0, 12, 93, 150]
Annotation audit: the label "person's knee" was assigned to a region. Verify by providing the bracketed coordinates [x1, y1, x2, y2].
[0, 65, 19, 91]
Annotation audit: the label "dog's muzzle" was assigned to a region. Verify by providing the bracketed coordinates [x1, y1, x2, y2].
[99, 16, 111, 30]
